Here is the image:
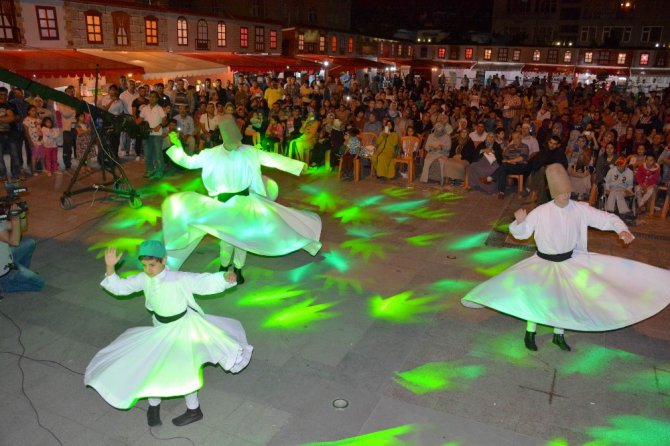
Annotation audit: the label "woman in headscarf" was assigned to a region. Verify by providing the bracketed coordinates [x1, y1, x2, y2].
[372, 119, 399, 180]
[419, 122, 452, 184]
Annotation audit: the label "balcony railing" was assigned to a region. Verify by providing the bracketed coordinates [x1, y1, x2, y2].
[196, 39, 210, 50]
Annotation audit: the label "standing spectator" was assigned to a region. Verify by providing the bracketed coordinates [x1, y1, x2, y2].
[340, 128, 361, 181]
[40, 117, 61, 176]
[0, 87, 21, 180]
[9, 87, 30, 174]
[75, 112, 96, 173]
[59, 86, 77, 170]
[120, 80, 138, 158]
[139, 91, 167, 179]
[264, 79, 283, 108]
[22, 106, 42, 176]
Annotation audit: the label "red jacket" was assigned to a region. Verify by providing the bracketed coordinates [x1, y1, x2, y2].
[635, 163, 660, 187]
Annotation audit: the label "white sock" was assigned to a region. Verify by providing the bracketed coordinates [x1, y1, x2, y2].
[184, 392, 199, 410]
[148, 397, 161, 407]
[553, 327, 564, 335]
[526, 321, 537, 332]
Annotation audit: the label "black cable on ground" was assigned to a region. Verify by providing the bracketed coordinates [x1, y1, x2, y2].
[150, 426, 196, 446]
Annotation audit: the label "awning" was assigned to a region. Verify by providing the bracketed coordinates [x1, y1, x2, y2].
[473, 62, 524, 71]
[441, 61, 477, 69]
[298, 55, 390, 72]
[522, 64, 575, 75]
[0, 49, 144, 78]
[575, 66, 630, 76]
[80, 50, 226, 80]
[182, 53, 321, 72]
[630, 68, 670, 76]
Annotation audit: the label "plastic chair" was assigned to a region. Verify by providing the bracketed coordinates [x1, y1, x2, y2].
[506, 174, 524, 193]
[649, 184, 669, 219]
[394, 136, 420, 183]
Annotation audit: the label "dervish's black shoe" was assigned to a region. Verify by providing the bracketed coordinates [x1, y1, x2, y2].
[172, 407, 203, 426]
[524, 331, 538, 351]
[234, 267, 245, 284]
[219, 263, 231, 272]
[147, 404, 161, 427]
[552, 334, 571, 351]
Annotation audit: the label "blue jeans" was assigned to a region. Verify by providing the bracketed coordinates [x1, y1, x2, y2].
[0, 132, 21, 178]
[0, 238, 44, 293]
[144, 135, 163, 175]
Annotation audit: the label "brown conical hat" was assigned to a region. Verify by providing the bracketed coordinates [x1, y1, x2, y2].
[217, 115, 242, 150]
[546, 163, 571, 198]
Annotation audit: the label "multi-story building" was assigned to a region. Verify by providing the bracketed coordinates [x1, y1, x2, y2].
[492, 0, 670, 48]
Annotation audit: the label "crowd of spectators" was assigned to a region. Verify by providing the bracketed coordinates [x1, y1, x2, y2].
[1, 69, 669, 215]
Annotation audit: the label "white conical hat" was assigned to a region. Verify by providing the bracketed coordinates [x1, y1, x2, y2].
[546, 163, 571, 198]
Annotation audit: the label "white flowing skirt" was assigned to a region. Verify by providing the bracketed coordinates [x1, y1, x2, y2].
[84, 309, 253, 409]
[462, 252, 670, 331]
[162, 191, 322, 269]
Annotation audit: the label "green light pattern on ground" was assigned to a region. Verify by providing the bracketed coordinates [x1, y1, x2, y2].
[382, 187, 415, 198]
[262, 298, 338, 330]
[318, 273, 364, 295]
[405, 234, 445, 247]
[408, 207, 452, 220]
[369, 291, 443, 323]
[299, 184, 346, 212]
[321, 250, 351, 272]
[611, 365, 670, 406]
[393, 216, 411, 223]
[345, 226, 390, 239]
[288, 263, 315, 283]
[303, 165, 332, 178]
[545, 439, 569, 446]
[446, 232, 489, 251]
[237, 285, 308, 307]
[431, 191, 464, 201]
[105, 206, 162, 229]
[429, 279, 479, 294]
[560, 345, 639, 376]
[584, 415, 670, 446]
[302, 424, 416, 446]
[340, 238, 390, 261]
[355, 195, 386, 207]
[394, 361, 486, 394]
[378, 199, 429, 214]
[470, 330, 536, 367]
[334, 206, 375, 224]
[135, 181, 180, 198]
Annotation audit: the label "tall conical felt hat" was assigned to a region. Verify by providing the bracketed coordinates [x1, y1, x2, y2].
[217, 115, 242, 150]
[546, 163, 572, 198]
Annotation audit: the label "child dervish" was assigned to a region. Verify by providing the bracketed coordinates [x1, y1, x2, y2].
[85, 240, 253, 427]
[461, 163, 670, 351]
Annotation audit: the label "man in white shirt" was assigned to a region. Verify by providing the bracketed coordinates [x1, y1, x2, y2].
[469, 122, 488, 146]
[139, 91, 166, 179]
[198, 102, 220, 150]
[173, 104, 195, 154]
[521, 123, 540, 157]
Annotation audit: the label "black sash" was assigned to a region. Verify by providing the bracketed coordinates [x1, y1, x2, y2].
[153, 309, 187, 323]
[537, 250, 573, 262]
[217, 188, 250, 203]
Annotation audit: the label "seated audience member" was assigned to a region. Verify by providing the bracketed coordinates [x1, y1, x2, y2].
[568, 145, 592, 201]
[0, 205, 44, 295]
[627, 143, 647, 170]
[173, 104, 196, 154]
[372, 120, 399, 180]
[634, 154, 660, 213]
[419, 122, 452, 184]
[264, 115, 284, 153]
[467, 132, 502, 194]
[444, 127, 477, 185]
[363, 113, 382, 135]
[604, 157, 634, 215]
[481, 131, 529, 199]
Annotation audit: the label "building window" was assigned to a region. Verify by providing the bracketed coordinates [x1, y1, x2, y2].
[307, 8, 317, 23]
[217, 21, 226, 47]
[145, 16, 158, 45]
[84, 10, 103, 44]
[348, 37, 353, 53]
[251, 0, 264, 17]
[111, 12, 129, 46]
[0, 0, 19, 43]
[598, 50, 610, 64]
[483, 48, 492, 60]
[449, 46, 459, 59]
[269, 30, 277, 49]
[655, 52, 667, 67]
[331, 35, 337, 53]
[420, 46, 428, 58]
[254, 26, 264, 51]
[437, 47, 446, 58]
[408, 45, 413, 57]
[339, 37, 345, 54]
[617, 53, 626, 65]
[298, 32, 304, 51]
[547, 49, 558, 64]
[564, 50, 572, 63]
[319, 35, 325, 52]
[36, 6, 58, 40]
[177, 17, 188, 46]
[580, 26, 596, 43]
[196, 19, 208, 50]
[512, 49, 521, 61]
[464, 47, 473, 60]
[584, 51, 593, 63]
[240, 26, 248, 48]
[639, 52, 649, 65]
[532, 49, 541, 62]
[497, 48, 508, 62]
[641, 26, 663, 43]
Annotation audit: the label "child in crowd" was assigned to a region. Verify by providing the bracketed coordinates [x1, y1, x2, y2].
[248, 111, 263, 148]
[75, 112, 96, 174]
[634, 154, 660, 213]
[265, 115, 285, 153]
[22, 105, 42, 176]
[40, 116, 61, 176]
[340, 128, 361, 181]
[85, 240, 252, 427]
[604, 156, 634, 215]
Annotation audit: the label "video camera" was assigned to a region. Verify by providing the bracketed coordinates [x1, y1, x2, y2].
[0, 181, 28, 220]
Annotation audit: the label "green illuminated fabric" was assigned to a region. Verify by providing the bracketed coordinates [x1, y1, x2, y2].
[84, 270, 252, 409]
[462, 201, 670, 331]
[163, 143, 321, 269]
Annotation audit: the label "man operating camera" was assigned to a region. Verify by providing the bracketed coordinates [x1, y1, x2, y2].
[0, 201, 44, 296]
